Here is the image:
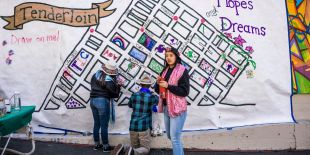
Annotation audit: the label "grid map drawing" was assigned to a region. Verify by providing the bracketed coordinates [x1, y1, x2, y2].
[40, 0, 251, 111]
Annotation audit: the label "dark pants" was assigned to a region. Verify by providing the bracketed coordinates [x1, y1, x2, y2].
[90, 97, 110, 145]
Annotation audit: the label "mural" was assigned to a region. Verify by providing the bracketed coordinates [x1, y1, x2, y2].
[287, 0, 310, 94]
[0, 0, 294, 133]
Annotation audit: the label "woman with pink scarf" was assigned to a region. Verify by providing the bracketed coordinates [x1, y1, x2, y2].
[154, 47, 190, 155]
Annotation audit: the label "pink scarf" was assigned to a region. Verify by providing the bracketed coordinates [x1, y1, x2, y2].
[158, 64, 187, 117]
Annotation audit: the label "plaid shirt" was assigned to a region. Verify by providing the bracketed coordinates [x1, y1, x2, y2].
[128, 88, 159, 132]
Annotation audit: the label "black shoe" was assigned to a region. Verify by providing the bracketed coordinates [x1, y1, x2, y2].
[93, 144, 103, 150]
[124, 146, 133, 155]
[103, 145, 113, 152]
[110, 144, 124, 155]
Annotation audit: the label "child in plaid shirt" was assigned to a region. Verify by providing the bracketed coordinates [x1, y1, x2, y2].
[126, 74, 159, 155]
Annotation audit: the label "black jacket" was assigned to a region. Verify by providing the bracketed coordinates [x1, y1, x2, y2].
[90, 70, 121, 99]
[154, 66, 190, 97]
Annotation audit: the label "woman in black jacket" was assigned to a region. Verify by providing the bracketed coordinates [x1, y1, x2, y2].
[90, 61, 121, 152]
[154, 47, 190, 155]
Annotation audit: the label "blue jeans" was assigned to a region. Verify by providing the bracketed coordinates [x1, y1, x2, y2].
[164, 106, 187, 155]
[90, 97, 110, 145]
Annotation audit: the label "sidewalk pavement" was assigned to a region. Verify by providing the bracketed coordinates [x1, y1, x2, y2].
[1, 138, 310, 155]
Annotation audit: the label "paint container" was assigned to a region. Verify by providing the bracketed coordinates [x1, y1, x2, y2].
[159, 77, 166, 99]
[14, 91, 21, 110]
[5, 99, 11, 113]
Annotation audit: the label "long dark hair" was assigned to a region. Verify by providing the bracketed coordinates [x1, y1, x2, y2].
[164, 47, 182, 68]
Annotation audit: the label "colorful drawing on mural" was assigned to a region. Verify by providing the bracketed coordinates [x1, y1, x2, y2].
[66, 97, 86, 109]
[287, 0, 310, 93]
[223, 60, 239, 76]
[111, 33, 129, 50]
[101, 46, 121, 61]
[128, 47, 147, 63]
[2, 40, 7, 46]
[138, 33, 157, 51]
[155, 44, 165, 53]
[5, 49, 14, 65]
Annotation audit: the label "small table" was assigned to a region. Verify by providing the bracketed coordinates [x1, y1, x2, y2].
[0, 106, 35, 155]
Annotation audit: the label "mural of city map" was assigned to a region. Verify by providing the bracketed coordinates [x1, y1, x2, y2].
[0, 0, 294, 133]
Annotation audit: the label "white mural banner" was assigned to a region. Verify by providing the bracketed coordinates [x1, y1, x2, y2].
[0, 0, 294, 134]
